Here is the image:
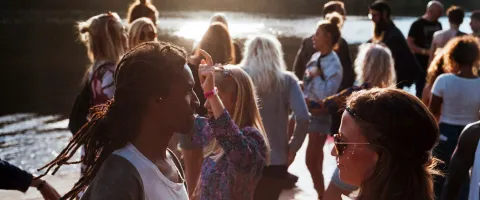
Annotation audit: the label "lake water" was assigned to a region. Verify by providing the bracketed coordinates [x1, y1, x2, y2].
[0, 10, 473, 175]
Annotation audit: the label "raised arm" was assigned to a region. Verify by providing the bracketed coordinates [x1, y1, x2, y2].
[197, 50, 267, 170]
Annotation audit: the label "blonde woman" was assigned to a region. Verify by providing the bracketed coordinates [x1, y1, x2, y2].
[189, 51, 269, 200]
[129, 17, 157, 48]
[320, 43, 396, 200]
[241, 35, 309, 199]
[75, 12, 128, 187]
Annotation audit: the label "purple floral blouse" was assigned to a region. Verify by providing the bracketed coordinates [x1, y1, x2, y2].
[192, 109, 267, 200]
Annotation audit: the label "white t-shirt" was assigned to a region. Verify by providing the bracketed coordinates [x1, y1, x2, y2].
[432, 73, 480, 126]
[113, 143, 188, 200]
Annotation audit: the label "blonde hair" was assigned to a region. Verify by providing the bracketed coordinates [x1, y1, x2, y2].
[204, 65, 270, 163]
[240, 35, 287, 94]
[355, 43, 396, 88]
[210, 13, 229, 28]
[128, 17, 157, 48]
[77, 12, 128, 64]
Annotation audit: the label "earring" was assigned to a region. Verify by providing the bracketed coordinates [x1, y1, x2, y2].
[156, 97, 163, 103]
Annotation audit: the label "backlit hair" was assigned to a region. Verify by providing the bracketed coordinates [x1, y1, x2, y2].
[323, 1, 346, 18]
[442, 35, 480, 73]
[129, 17, 157, 48]
[346, 88, 440, 200]
[210, 13, 229, 28]
[355, 43, 396, 88]
[77, 12, 128, 64]
[204, 66, 270, 163]
[317, 12, 343, 50]
[240, 34, 288, 94]
[127, 0, 159, 25]
[197, 22, 235, 64]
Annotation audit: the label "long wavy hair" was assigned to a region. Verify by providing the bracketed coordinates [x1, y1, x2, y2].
[36, 42, 188, 199]
[240, 35, 288, 94]
[196, 22, 235, 64]
[346, 88, 441, 200]
[203, 66, 270, 162]
[127, 0, 158, 25]
[355, 43, 396, 88]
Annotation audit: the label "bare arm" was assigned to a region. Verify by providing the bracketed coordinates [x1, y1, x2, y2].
[407, 37, 428, 55]
[429, 94, 443, 123]
[441, 122, 480, 200]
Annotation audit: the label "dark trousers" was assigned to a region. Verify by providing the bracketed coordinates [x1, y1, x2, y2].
[254, 165, 291, 200]
[415, 70, 426, 98]
[433, 123, 469, 200]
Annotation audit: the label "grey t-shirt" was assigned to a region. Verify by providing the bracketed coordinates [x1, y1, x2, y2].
[255, 72, 310, 165]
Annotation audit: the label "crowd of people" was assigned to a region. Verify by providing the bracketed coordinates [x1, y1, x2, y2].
[1, 0, 480, 200]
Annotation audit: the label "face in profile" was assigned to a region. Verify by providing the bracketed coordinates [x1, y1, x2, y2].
[331, 111, 378, 186]
[139, 25, 157, 44]
[312, 26, 330, 51]
[471, 17, 480, 33]
[159, 65, 200, 134]
[368, 9, 382, 24]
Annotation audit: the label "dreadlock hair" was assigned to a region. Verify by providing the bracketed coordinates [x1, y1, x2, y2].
[36, 41, 187, 199]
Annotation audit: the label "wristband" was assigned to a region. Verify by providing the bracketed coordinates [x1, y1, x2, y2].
[204, 87, 218, 99]
[36, 180, 46, 191]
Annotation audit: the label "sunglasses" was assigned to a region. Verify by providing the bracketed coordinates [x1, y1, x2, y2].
[139, 30, 157, 41]
[333, 134, 370, 156]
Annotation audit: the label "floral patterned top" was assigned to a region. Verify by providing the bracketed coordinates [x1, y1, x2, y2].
[192, 109, 267, 200]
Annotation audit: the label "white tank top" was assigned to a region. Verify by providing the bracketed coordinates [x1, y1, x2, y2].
[469, 140, 480, 200]
[113, 143, 188, 200]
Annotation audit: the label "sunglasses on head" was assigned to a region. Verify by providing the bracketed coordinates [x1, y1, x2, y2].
[333, 134, 370, 156]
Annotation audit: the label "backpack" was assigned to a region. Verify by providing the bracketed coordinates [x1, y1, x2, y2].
[68, 63, 113, 135]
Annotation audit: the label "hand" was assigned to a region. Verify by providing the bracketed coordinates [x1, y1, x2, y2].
[31, 178, 61, 200]
[188, 49, 202, 65]
[198, 49, 216, 93]
[39, 182, 61, 200]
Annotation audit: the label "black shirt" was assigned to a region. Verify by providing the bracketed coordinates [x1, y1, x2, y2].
[408, 18, 442, 68]
[0, 159, 33, 192]
[370, 23, 422, 87]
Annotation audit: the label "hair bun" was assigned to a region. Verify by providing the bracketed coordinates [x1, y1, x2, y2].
[326, 12, 344, 27]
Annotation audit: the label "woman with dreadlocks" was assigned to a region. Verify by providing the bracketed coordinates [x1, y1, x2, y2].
[37, 41, 199, 200]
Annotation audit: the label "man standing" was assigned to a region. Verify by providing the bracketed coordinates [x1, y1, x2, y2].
[407, 1, 443, 98]
[368, 1, 422, 89]
[471, 11, 480, 37]
[430, 6, 465, 61]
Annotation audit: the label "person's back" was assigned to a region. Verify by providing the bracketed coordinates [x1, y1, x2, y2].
[241, 35, 309, 200]
[256, 72, 308, 165]
[430, 6, 465, 59]
[432, 73, 480, 126]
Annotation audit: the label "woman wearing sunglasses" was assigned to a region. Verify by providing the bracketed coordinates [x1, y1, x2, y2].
[332, 88, 440, 200]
